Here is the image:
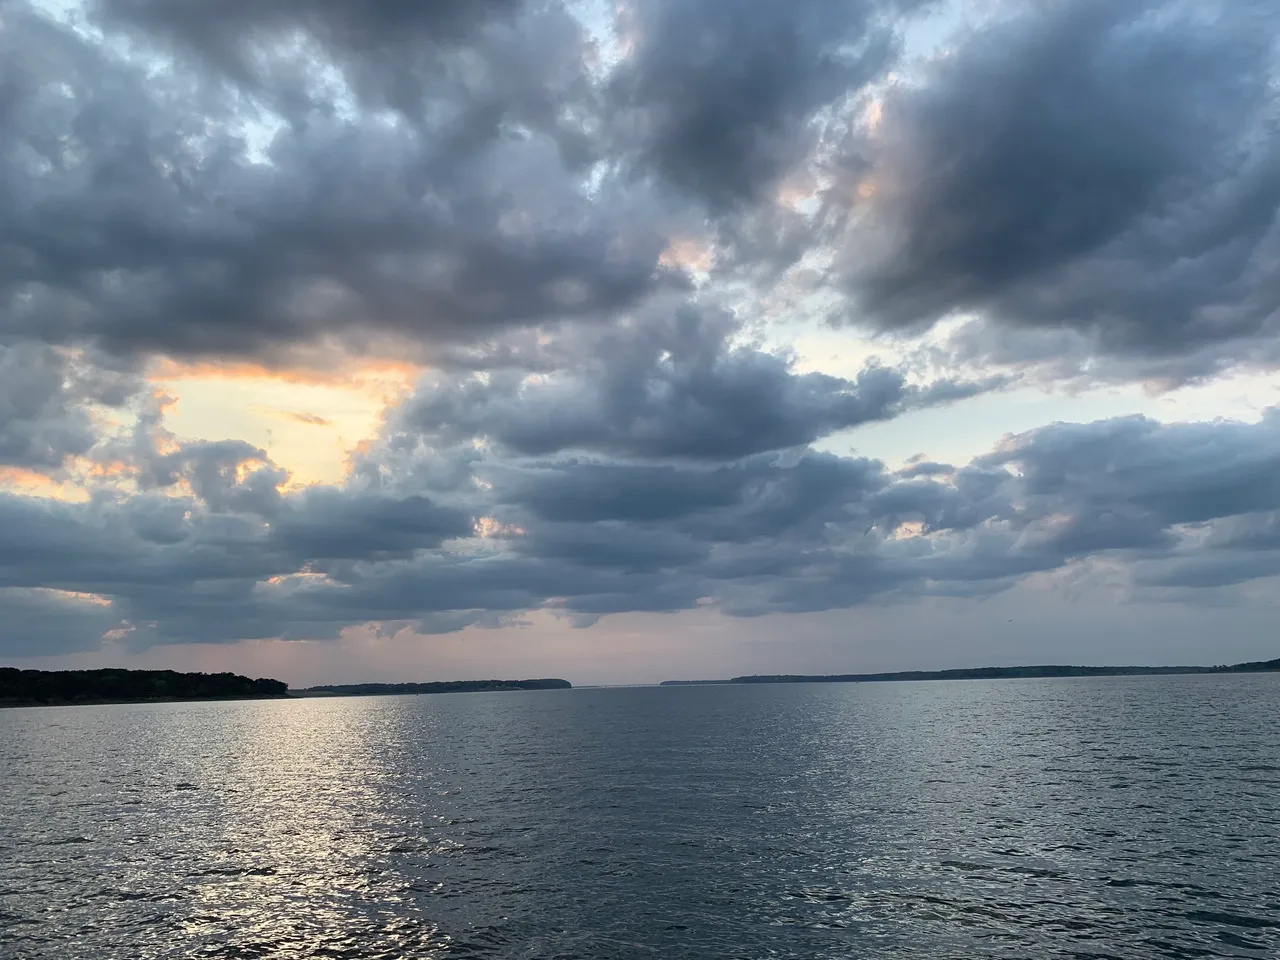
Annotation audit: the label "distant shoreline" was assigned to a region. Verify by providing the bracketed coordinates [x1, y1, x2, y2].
[0, 668, 290, 710]
[0, 694, 290, 710]
[7, 662, 1276, 709]
[661, 658, 1280, 686]
[291, 679, 573, 697]
[0, 669, 571, 709]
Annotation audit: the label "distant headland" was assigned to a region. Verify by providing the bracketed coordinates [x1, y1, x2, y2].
[0, 670, 574, 708]
[661, 657, 1280, 686]
[0, 668, 289, 708]
[292, 679, 573, 697]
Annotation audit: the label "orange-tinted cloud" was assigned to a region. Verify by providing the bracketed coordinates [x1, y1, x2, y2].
[286, 411, 333, 426]
[145, 359, 420, 486]
[658, 236, 714, 273]
[148, 356, 419, 391]
[0, 466, 91, 501]
[85, 458, 133, 480]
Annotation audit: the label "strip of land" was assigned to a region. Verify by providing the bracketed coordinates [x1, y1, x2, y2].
[1, 670, 574, 707]
[292, 679, 573, 697]
[661, 657, 1280, 686]
[0, 668, 288, 707]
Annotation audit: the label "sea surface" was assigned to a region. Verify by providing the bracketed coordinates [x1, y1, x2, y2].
[3, 675, 1279, 959]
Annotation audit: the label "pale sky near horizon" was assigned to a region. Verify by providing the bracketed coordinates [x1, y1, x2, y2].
[2, 0, 1279, 686]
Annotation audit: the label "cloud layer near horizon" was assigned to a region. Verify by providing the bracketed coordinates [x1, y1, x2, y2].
[1, 0, 1278, 662]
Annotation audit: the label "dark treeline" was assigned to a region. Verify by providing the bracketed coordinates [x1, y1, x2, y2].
[296, 679, 572, 697]
[1228, 658, 1280, 673]
[662, 658, 1280, 686]
[0, 668, 289, 707]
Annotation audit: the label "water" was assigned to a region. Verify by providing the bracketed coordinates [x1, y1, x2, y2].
[2, 675, 1279, 959]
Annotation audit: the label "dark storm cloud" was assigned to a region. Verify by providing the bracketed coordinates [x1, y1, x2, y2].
[0, 344, 96, 469]
[0, 588, 122, 657]
[509, 521, 711, 574]
[3, 0, 1274, 386]
[845, 0, 1280, 375]
[0, 477, 478, 648]
[1136, 551, 1280, 592]
[609, 0, 923, 210]
[0, 4, 675, 364]
[147, 440, 289, 517]
[267, 487, 474, 562]
[93, 0, 588, 146]
[976, 411, 1280, 587]
[978, 410, 1280, 530]
[496, 451, 889, 541]
[393, 304, 1004, 460]
[0, 490, 277, 593]
[331, 406, 1280, 626]
[503, 460, 747, 524]
[0, 341, 141, 470]
[96, 0, 523, 60]
[3, 402, 1280, 655]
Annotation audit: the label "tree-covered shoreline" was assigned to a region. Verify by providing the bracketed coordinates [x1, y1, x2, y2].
[294, 679, 573, 697]
[0, 668, 289, 707]
[661, 658, 1280, 686]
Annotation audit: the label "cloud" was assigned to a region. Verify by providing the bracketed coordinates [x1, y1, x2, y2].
[1, 4, 678, 365]
[842, 0, 1280, 380]
[268, 486, 473, 562]
[95, 0, 524, 62]
[3, 387, 1279, 656]
[93, 0, 536, 122]
[0, 342, 140, 470]
[390, 302, 1006, 460]
[284, 411, 332, 427]
[608, 0, 924, 211]
[6, 0, 1272, 389]
[1, 0, 1278, 663]
[979, 410, 1280, 530]
[0, 588, 121, 657]
[0, 344, 97, 469]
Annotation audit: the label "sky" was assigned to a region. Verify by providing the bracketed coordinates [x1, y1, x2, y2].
[2, 0, 1279, 686]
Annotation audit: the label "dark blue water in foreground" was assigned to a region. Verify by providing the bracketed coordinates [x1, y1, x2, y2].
[3, 675, 1279, 959]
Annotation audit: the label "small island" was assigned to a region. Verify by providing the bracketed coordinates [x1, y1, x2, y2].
[293, 678, 573, 697]
[662, 657, 1280, 686]
[0, 668, 289, 707]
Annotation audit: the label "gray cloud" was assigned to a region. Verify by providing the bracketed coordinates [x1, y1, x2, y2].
[0, 588, 123, 657]
[301, 405, 1280, 626]
[843, 0, 1280, 378]
[92, 0, 586, 145]
[1, 4, 676, 365]
[0, 342, 140, 470]
[6, 0, 1272, 387]
[979, 410, 1280, 530]
[0, 344, 96, 469]
[3, 393, 1279, 656]
[95, 0, 523, 67]
[609, 0, 923, 211]
[1, 0, 1279, 662]
[392, 303, 1005, 460]
[268, 487, 474, 563]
